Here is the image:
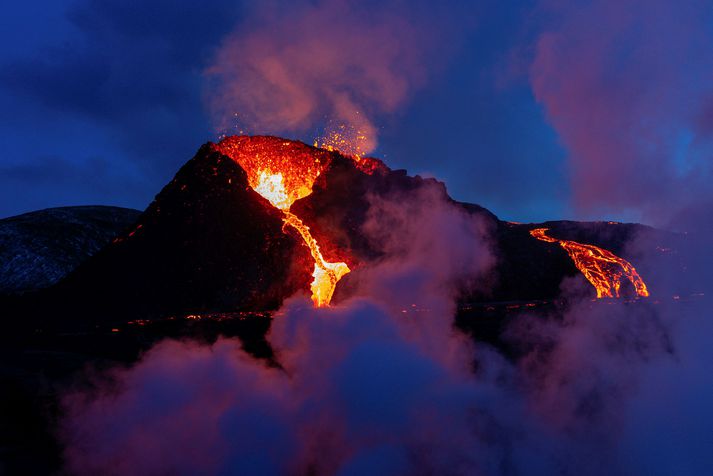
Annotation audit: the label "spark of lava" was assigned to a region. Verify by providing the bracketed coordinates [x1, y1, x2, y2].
[530, 227, 649, 298]
[314, 123, 370, 160]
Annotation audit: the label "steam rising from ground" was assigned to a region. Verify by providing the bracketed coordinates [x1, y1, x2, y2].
[60, 182, 713, 474]
[62, 187, 496, 475]
[205, 0, 465, 154]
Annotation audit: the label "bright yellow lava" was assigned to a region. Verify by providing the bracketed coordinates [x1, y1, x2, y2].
[253, 170, 292, 211]
[254, 169, 350, 307]
[283, 211, 351, 306]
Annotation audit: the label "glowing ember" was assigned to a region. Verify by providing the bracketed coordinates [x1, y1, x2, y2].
[530, 228, 650, 298]
[314, 123, 369, 160]
[216, 136, 350, 306]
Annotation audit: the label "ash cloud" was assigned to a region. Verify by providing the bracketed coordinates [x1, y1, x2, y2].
[204, 0, 470, 153]
[527, 0, 713, 224]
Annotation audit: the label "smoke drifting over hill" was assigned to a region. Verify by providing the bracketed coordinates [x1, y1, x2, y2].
[59, 174, 713, 475]
[61, 184, 497, 475]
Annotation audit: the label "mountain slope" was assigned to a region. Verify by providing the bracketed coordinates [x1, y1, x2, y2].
[0, 206, 140, 295]
[34, 143, 310, 326]
[5, 137, 685, 329]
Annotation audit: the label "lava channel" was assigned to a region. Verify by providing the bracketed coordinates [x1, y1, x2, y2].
[530, 227, 649, 298]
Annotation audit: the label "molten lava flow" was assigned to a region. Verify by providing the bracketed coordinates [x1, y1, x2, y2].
[283, 211, 350, 306]
[216, 136, 350, 307]
[530, 228, 650, 298]
[251, 169, 350, 306]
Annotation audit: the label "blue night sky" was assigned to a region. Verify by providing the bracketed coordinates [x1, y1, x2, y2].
[1, 0, 711, 226]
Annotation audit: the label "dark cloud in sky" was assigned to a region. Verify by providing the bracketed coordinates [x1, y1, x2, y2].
[0, 0, 571, 222]
[1, 0, 711, 225]
[0, 1, 242, 217]
[3, 1, 240, 118]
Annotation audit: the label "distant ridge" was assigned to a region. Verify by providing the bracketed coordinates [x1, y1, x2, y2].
[0, 206, 140, 295]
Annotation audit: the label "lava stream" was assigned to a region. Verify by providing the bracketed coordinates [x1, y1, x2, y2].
[283, 211, 350, 306]
[254, 169, 350, 307]
[216, 137, 350, 306]
[530, 228, 649, 298]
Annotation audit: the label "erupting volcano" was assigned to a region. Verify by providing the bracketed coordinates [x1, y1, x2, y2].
[216, 136, 350, 306]
[530, 227, 649, 298]
[9, 135, 677, 328]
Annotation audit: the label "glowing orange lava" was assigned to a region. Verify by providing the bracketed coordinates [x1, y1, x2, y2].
[283, 211, 350, 306]
[530, 228, 649, 298]
[216, 136, 350, 306]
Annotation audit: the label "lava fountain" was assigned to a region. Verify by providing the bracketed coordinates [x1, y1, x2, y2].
[216, 136, 350, 306]
[530, 228, 649, 298]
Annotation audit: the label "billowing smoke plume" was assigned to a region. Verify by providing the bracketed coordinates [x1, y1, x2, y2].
[528, 0, 713, 224]
[204, 0, 468, 155]
[61, 187, 500, 475]
[58, 167, 713, 475]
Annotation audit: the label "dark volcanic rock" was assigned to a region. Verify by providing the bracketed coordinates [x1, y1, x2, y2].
[292, 153, 499, 263]
[290, 151, 574, 303]
[0, 206, 140, 295]
[487, 221, 580, 302]
[26, 144, 310, 327]
[0, 137, 691, 475]
[6, 136, 687, 330]
[291, 148, 681, 303]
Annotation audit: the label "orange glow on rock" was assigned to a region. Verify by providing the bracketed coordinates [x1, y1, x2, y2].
[217, 136, 325, 208]
[530, 228, 650, 298]
[216, 136, 350, 306]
